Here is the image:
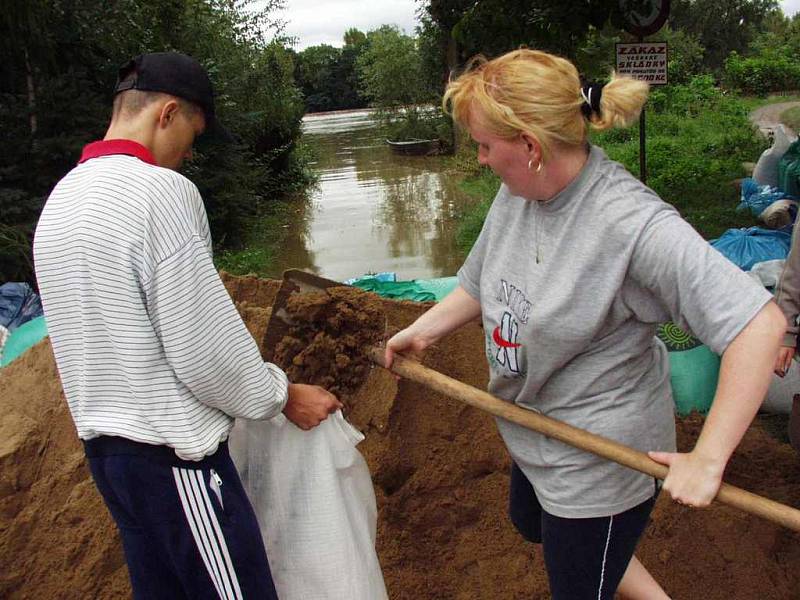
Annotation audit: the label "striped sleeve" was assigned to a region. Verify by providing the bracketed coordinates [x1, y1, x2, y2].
[144, 233, 288, 419]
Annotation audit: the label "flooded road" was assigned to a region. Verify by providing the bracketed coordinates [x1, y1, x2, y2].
[268, 109, 476, 281]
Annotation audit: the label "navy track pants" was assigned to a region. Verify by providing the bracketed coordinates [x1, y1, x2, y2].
[85, 436, 278, 600]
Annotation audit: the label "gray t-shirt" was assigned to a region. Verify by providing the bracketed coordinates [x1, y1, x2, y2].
[458, 145, 772, 518]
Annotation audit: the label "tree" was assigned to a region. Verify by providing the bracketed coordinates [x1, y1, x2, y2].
[357, 26, 431, 108]
[295, 44, 342, 112]
[0, 0, 309, 284]
[356, 25, 441, 141]
[669, 0, 781, 72]
[293, 29, 369, 113]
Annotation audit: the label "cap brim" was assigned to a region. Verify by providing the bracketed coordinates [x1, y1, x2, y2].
[203, 117, 237, 144]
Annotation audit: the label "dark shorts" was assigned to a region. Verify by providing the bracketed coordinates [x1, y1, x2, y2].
[508, 461, 658, 600]
[84, 436, 277, 600]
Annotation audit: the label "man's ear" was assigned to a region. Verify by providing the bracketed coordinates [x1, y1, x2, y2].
[157, 100, 181, 129]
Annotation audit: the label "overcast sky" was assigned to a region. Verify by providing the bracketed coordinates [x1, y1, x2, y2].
[277, 0, 419, 49]
[275, 0, 800, 51]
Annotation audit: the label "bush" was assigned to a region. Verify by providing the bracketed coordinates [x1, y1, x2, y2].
[596, 76, 764, 237]
[0, 0, 310, 285]
[723, 51, 800, 96]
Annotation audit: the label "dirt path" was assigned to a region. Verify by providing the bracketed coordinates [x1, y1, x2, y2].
[749, 101, 800, 138]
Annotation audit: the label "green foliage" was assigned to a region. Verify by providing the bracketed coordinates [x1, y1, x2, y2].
[723, 51, 800, 95]
[0, 0, 310, 285]
[357, 26, 434, 108]
[599, 77, 766, 238]
[434, 0, 622, 59]
[356, 25, 443, 142]
[214, 201, 292, 277]
[574, 26, 620, 81]
[669, 0, 781, 73]
[294, 37, 369, 113]
[659, 28, 706, 85]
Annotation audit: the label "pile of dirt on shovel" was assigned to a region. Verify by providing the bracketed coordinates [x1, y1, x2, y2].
[2, 274, 800, 599]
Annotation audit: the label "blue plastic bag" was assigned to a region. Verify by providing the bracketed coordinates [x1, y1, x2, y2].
[0, 282, 43, 331]
[737, 178, 787, 218]
[710, 227, 792, 271]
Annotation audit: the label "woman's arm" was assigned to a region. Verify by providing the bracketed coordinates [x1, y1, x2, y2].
[649, 301, 786, 506]
[384, 285, 481, 368]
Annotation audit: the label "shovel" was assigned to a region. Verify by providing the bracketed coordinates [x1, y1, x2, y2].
[264, 269, 800, 533]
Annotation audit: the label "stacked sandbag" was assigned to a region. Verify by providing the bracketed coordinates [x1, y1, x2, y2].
[656, 323, 720, 415]
[754, 125, 795, 188]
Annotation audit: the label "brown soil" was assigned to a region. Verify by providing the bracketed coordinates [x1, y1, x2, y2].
[2, 276, 800, 599]
[273, 286, 386, 404]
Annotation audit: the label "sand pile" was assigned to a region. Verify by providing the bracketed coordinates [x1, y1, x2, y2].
[2, 275, 800, 599]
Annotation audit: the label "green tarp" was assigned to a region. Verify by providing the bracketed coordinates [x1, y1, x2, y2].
[350, 276, 458, 302]
[1, 316, 48, 367]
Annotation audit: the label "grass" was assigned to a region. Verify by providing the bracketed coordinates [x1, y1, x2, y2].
[782, 106, 800, 132]
[214, 197, 300, 278]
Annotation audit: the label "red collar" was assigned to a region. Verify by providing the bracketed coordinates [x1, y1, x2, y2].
[78, 139, 158, 166]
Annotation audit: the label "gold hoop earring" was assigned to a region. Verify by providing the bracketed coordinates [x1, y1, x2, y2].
[528, 159, 533, 171]
[536, 160, 543, 173]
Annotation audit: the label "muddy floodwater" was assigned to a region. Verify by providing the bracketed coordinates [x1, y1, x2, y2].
[268, 109, 477, 281]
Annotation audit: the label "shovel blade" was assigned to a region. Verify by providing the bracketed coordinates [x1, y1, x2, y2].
[262, 269, 348, 363]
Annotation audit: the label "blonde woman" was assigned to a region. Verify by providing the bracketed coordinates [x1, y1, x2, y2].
[385, 49, 784, 599]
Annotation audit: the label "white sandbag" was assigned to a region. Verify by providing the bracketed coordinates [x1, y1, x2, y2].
[229, 411, 388, 600]
[762, 365, 800, 414]
[754, 125, 796, 188]
[759, 198, 797, 229]
[749, 258, 786, 289]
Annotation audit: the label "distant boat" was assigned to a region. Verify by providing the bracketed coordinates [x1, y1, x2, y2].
[386, 138, 440, 155]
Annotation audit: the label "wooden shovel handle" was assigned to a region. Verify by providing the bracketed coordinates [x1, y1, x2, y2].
[366, 346, 800, 533]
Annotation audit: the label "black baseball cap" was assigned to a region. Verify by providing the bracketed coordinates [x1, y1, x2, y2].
[114, 52, 234, 142]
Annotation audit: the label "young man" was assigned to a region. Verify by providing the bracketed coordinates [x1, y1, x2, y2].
[34, 52, 340, 599]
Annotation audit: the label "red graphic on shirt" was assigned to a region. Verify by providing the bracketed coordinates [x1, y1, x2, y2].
[492, 326, 521, 348]
[494, 311, 522, 374]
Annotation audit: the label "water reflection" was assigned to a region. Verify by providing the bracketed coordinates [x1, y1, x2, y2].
[269, 110, 476, 281]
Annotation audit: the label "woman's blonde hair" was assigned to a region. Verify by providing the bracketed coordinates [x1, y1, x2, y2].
[442, 49, 649, 160]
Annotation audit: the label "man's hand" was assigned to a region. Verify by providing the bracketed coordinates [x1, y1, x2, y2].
[774, 346, 795, 377]
[282, 383, 342, 430]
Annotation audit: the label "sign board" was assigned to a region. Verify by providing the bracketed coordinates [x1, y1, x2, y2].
[615, 42, 668, 85]
[619, 0, 670, 37]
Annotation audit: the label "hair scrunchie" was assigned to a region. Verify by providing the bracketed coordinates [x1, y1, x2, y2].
[580, 83, 603, 118]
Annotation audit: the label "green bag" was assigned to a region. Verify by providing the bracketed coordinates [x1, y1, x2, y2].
[777, 139, 800, 198]
[350, 276, 458, 302]
[657, 323, 720, 415]
[0, 316, 48, 367]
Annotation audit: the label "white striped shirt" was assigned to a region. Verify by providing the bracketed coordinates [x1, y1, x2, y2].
[34, 140, 288, 460]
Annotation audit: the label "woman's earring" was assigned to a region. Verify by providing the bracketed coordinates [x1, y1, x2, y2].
[527, 159, 533, 171]
[536, 160, 543, 173]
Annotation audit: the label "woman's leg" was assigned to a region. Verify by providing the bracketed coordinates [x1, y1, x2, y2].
[540, 496, 658, 600]
[508, 462, 667, 599]
[617, 555, 670, 600]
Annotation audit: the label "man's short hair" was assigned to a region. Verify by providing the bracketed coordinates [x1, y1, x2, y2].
[111, 71, 202, 119]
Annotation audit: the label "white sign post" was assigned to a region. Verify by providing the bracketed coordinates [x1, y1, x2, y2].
[614, 41, 669, 184]
[617, 0, 671, 185]
[615, 42, 668, 86]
